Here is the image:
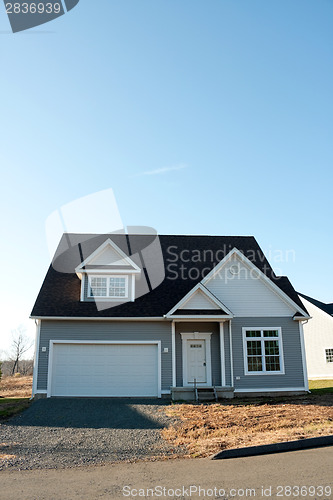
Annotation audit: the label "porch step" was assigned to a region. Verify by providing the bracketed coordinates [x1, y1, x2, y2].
[196, 387, 218, 402]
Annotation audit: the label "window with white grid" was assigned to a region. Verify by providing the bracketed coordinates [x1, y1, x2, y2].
[242, 328, 284, 375]
[325, 348, 333, 363]
[88, 276, 128, 299]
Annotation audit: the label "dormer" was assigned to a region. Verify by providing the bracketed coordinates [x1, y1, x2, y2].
[75, 238, 141, 303]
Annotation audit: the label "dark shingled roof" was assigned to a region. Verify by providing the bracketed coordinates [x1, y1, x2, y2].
[31, 234, 308, 318]
[298, 293, 333, 317]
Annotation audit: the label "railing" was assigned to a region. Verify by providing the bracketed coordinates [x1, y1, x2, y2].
[193, 378, 198, 402]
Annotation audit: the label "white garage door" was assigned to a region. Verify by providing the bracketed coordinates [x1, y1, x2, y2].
[50, 343, 159, 397]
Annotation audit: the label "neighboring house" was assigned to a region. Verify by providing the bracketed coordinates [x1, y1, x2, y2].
[299, 293, 333, 380]
[31, 234, 310, 400]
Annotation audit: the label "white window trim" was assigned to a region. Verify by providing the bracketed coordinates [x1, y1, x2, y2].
[242, 327, 285, 376]
[88, 275, 129, 299]
[325, 348, 333, 363]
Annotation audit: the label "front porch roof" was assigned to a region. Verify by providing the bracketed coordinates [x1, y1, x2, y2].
[165, 282, 234, 318]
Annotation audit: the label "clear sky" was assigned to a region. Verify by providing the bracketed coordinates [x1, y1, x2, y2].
[0, 0, 332, 359]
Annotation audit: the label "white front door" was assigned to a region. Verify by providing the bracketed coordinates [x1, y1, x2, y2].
[187, 340, 207, 384]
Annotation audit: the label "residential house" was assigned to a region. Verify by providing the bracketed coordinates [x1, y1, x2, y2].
[31, 234, 310, 400]
[299, 293, 333, 380]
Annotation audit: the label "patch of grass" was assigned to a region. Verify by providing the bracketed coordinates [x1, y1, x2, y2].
[162, 395, 333, 458]
[0, 398, 30, 421]
[309, 379, 333, 394]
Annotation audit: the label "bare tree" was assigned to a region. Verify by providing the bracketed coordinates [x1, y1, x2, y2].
[9, 326, 33, 376]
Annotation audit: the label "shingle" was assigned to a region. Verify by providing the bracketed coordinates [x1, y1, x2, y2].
[298, 292, 332, 317]
[31, 234, 308, 317]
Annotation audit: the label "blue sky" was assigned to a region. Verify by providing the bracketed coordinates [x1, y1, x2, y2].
[0, 0, 332, 358]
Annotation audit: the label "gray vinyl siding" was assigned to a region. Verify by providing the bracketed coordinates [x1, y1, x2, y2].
[175, 322, 221, 387]
[37, 320, 172, 392]
[231, 317, 305, 390]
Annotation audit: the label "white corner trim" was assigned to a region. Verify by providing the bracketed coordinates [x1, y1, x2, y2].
[219, 322, 226, 386]
[131, 274, 135, 301]
[75, 238, 141, 274]
[166, 283, 234, 317]
[171, 322, 176, 387]
[32, 319, 41, 397]
[298, 321, 309, 392]
[46, 340, 162, 398]
[80, 274, 85, 302]
[201, 247, 309, 318]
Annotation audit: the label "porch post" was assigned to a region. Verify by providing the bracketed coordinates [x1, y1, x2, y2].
[219, 322, 226, 386]
[229, 320, 234, 386]
[171, 321, 176, 387]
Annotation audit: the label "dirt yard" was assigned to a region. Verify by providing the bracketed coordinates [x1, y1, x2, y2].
[162, 393, 333, 457]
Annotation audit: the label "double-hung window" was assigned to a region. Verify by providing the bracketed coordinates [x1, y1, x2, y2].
[325, 348, 333, 363]
[88, 276, 128, 299]
[243, 328, 284, 375]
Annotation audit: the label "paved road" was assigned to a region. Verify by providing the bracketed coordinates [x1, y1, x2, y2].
[1, 446, 332, 499]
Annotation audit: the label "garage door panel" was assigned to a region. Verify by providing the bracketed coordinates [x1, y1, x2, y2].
[50, 343, 159, 397]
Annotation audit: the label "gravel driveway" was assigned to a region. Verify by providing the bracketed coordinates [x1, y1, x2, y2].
[0, 398, 183, 470]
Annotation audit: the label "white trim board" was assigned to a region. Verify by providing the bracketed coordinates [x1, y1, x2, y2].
[219, 322, 226, 386]
[234, 387, 307, 393]
[32, 319, 41, 397]
[31, 316, 167, 321]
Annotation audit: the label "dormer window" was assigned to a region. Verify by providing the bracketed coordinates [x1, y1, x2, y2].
[88, 276, 128, 299]
[75, 238, 141, 303]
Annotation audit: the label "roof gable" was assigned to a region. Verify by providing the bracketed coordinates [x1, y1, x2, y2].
[202, 248, 309, 318]
[75, 238, 140, 274]
[166, 283, 233, 318]
[299, 293, 333, 317]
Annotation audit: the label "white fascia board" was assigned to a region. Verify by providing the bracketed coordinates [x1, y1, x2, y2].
[166, 283, 234, 317]
[202, 247, 309, 318]
[81, 269, 141, 275]
[75, 238, 141, 273]
[30, 316, 168, 321]
[170, 315, 233, 320]
[170, 318, 230, 323]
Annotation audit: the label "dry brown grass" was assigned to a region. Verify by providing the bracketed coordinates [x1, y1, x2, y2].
[0, 375, 33, 398]
[162, 395, 333, 457]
